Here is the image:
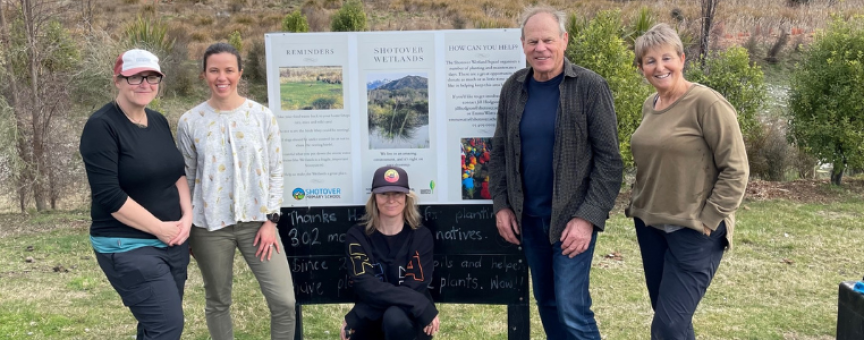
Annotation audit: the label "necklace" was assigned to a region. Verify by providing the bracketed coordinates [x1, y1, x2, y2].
[115, 101, 147, 128]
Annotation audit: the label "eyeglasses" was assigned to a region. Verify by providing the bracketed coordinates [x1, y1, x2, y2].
[121, 75, 163, 85]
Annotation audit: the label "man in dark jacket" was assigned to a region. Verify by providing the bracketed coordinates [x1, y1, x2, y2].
[488, 6, 623, 340]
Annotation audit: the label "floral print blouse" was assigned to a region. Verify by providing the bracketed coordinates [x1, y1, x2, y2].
[177, 99, 283, 231]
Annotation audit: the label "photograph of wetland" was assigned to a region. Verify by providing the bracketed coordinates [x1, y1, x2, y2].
[366, 72, 430, 149]
[279, 66, 344, 110]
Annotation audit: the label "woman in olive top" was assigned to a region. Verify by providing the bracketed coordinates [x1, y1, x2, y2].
[626, 23, 749, 340]
[341, 166, 441, 340]
[80, 49, 192, 339]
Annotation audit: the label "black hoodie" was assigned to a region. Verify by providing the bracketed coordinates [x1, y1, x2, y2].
[344, 223, 438, 328]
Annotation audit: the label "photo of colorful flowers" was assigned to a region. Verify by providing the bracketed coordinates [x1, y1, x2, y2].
[459, 137, 492, 200]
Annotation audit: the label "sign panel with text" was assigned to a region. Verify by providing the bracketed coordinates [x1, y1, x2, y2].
[266, 29, 525, 207]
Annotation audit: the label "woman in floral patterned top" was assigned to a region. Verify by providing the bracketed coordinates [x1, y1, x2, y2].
[177, 42, 295, 340]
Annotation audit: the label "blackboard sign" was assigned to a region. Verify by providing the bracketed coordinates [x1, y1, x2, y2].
[277, 204, 529, 305]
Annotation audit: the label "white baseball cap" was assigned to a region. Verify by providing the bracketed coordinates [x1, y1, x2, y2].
[113, 49, 164, 77]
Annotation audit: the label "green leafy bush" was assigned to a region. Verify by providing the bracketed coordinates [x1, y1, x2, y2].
[686, 46, 766, 138]
[282, 10, 310, 32]
[7, 19, 80, 79]
[566, 10, 653, 169]
[788, 17, 864, 185]
[330, 1, 367, 32]
[228, 30, 243, 53]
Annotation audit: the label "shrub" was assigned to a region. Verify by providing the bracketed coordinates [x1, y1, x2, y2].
[230, 0, 246, 13]
[7, 18, 80, 77]
[162, 44, 200, 97]
[303, 7, 330, 32]
[194, 15, 214, 26]
[234, 14, 255, 25]
[451, 15, 467, 29]
[228, 30, 243, 53]
[312, 97, 337, 109]
[686, 46, 765, 139]
[791, 145, 818, 179]
[746, 118, 793, 181]
[282, 10, 310, 32]
[566, 10, 653, 169]
[70, 32, 121, 109]
[123, 16, 175, 59]
[330, 1, 367, 32]
[141, 4, 156, 16]
[624, 7, 655, 48]
[190, 30, 211, 42]
[788, 17, 864, 185]
[245, 40, 267, 84]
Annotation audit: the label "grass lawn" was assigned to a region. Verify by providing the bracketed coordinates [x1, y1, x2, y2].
[280, 81, 343, 111]
[1, 197, 862, 339]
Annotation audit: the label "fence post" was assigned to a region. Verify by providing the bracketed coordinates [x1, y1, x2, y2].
[507, 303, 530, 339]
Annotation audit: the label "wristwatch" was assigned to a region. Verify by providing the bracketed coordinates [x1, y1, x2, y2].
[266, 213, 280, 223]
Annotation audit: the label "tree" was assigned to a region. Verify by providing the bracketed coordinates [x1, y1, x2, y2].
[788, 17, 864, 186]
[0, 0, 79, 211]
[330, 1, 366, 32]
[698, 0, 720, 66]
[282, 10, 309, 33]
[566, 10, 653, 169]
[686, 46, 765, 138]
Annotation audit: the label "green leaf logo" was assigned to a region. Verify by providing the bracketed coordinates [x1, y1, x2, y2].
[429, 180, 436, 193]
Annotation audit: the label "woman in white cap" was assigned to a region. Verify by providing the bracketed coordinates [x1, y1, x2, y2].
[177, 42, 295, 340]
[340, 166, 441, 340]
[79, 49, 192, 339]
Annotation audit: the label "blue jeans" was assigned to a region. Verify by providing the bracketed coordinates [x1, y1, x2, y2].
[521, 215, 601, 340]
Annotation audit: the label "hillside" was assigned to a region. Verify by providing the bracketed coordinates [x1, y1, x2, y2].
[54, 0, 864, 61]
[375, 75, 428, 91]
[2, 0, 864, 211]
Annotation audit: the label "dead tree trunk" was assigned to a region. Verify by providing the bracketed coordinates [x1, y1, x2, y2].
[699, 0, 720, 67]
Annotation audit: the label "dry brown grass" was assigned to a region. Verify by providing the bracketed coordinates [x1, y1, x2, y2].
[84, 0, 864, 40]
[74, 0, 864, 44]
[233, 14, 255, 25]
[190, 30, 212, 43]
[192, 14, 215, 27]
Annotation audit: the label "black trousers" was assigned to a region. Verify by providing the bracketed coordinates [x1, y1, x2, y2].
[350, 306, 431, 340]
[95, 243, 190, 340]
[634, 218, 726, 340]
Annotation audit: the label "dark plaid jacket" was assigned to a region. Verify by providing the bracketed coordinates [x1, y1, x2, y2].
[489, 58, 623, 244]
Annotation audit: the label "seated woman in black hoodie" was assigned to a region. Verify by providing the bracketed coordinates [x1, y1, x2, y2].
[340, 166, 441, 340]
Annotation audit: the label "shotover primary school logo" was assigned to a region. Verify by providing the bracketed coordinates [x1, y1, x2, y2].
[292, 188, 306, 200]
[384, 169, 399, 183]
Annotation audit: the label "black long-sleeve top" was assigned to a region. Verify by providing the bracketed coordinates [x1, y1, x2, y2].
[344, 223, 438, 328]
[79, 102, 185, 239]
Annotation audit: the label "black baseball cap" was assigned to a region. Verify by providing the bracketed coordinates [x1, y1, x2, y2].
[371, 166, 410, 194]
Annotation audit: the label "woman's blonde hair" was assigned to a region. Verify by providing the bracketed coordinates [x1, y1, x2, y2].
[634, 23, 684, 66]
[361, 191, 422, 234]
